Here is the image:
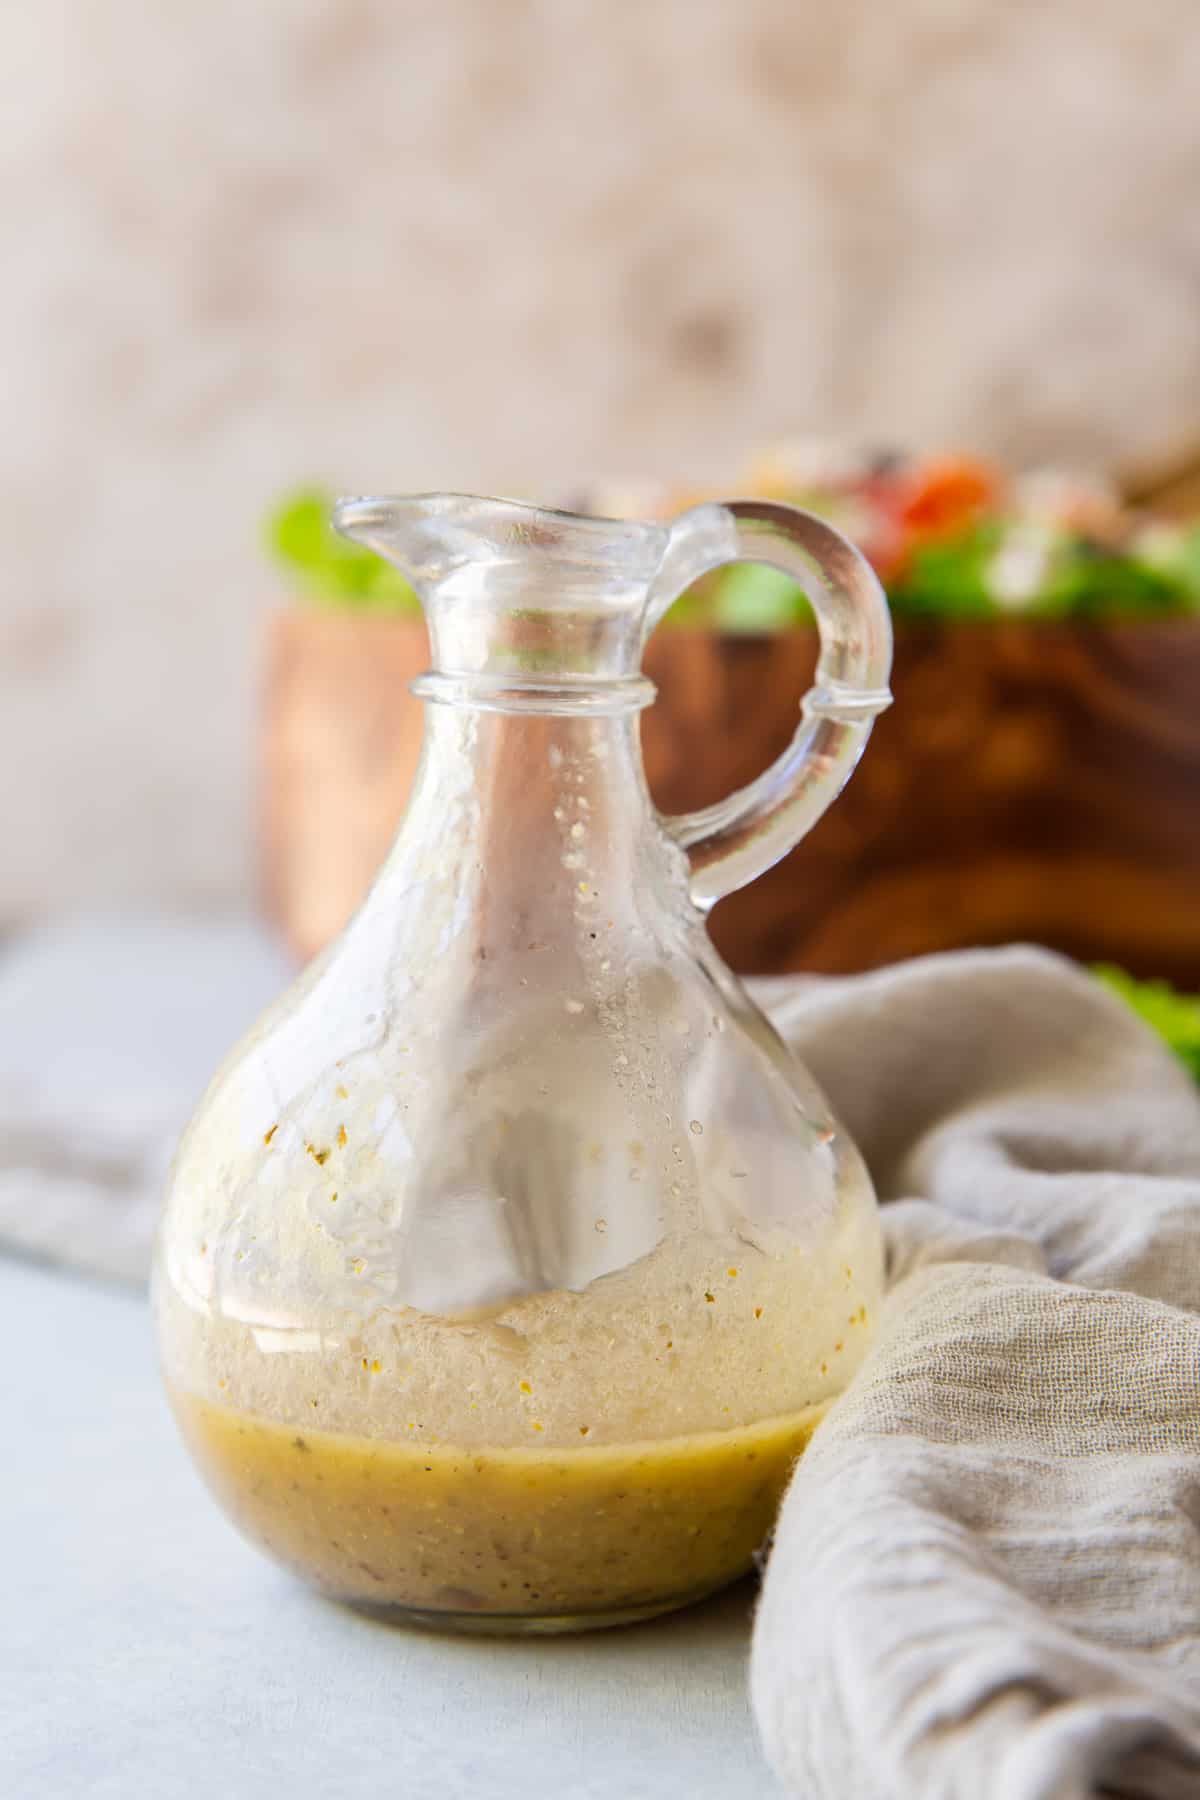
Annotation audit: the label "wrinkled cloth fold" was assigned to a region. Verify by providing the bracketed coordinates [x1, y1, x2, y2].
[754, 947, 1200, 1800]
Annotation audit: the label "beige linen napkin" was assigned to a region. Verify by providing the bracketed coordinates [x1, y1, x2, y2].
[753, 947, 1200, 1800]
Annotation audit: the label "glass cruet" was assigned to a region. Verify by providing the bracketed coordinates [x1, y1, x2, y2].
[154, 492, 893, 1633]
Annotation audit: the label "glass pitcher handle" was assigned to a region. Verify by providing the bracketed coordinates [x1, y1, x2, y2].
[645, 499, 893, 909]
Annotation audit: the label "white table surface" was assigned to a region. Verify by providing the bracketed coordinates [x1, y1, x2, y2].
[1, 1257, 784, 1800]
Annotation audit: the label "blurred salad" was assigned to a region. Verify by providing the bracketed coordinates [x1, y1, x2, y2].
[267, 447, 1200, 626]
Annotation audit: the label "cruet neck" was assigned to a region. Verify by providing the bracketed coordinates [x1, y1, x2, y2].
[335, 493, 671, 697]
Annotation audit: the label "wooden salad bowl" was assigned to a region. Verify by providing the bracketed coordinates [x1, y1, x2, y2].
[262, 609, 1200, 985]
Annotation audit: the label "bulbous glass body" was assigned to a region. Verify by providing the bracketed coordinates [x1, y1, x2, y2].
[155, 494, 892, 1631]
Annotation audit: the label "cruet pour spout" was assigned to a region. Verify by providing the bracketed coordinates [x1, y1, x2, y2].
[334, 492, 676, 692]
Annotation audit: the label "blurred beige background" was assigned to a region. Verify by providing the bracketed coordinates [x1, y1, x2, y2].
[3, 0, 1198, 920]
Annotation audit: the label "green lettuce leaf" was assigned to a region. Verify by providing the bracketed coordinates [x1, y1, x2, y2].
[267, 489, 419, 612]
